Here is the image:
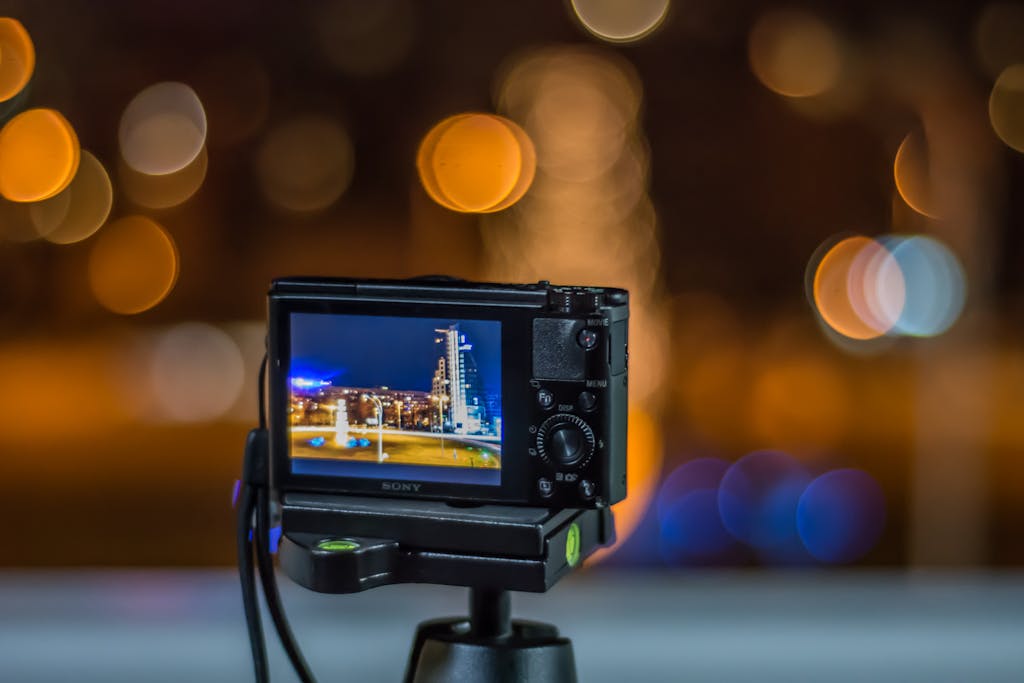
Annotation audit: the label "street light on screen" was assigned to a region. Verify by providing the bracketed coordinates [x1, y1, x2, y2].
[362, 393, 385, 463]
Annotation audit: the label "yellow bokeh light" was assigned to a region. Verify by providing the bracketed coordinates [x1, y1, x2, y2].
[88, 216, 179, 315]
[0, 18, 34, 102]
[749, 10, 842, 98]
[989, 63, 1024, 153]
[812, 236, 888, 340]
[974, 3, 1024, 78]
[120, 145, 208, 209]
[257, 115, 355, 213]
[0, 108, 80, 202]
[894, 129, 940, 218]
[590, 409, 663, 563]
[31, 150, 113, 244]
[570, 0, 670, 44]
[417, 113, 535, 213]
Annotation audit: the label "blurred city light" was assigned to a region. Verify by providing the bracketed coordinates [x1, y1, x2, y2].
[87, 216, 179, 315]
[313, 0, 416, 77]
[884, 236, 966, 337]
[845, 238, 906, 338]
[797, 469, 886, 563]
[657, 458, 735, 563]
[119, 82, 207, 175]
[0, 338, 130, 442]
[147, 323, 245, 422]
[192, 52, 270, 148]
[894, 129, 940, 218]
[810, 234, 965, 341]
[31, 150, 113, 244]
[748, 352, 850, 452]
[0, 108, 80, 202]
[718, 450, 811, 551]
[497, 47, 640, 183]
[973, 3, 1024, 78]
[988, 63, 1024, 153]
[811, 236, 895, 340]
[256, 115, 354, 213]
[0, 17, 34, 102]
[120, 145, 208, 209]
[569, 0, 670, 44]
[749, 10, 842, 98]
[661, 490, 735, 564]
[417, 113, 535, 213]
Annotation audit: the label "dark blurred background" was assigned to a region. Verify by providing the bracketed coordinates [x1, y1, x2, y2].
[0, 0, 1022, 573]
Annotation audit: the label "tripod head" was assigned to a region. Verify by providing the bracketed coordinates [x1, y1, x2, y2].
[238, 425, 616, 683]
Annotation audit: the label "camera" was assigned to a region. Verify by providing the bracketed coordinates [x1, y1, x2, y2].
[268, 276, 628, 508]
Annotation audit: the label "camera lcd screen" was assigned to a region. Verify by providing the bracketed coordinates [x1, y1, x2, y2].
[287, 312, 502, 486]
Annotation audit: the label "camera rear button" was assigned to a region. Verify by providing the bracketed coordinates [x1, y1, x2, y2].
[577, 328, 599, 350]
[578, 391, 597, 412]
[537, 388, 555, 410]
[538, 478, 555, 498]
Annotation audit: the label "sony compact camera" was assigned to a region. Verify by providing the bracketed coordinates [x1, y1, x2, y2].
[267, 276, 628, 508]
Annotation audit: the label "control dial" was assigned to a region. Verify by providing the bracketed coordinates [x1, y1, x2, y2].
[536, 414, 595, 468]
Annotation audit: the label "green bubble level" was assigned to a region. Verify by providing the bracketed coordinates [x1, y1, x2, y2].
[316, 539, 360, 552]
[565, 523, 581, 567]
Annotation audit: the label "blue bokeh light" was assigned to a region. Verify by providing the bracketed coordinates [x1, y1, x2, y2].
[718, 450, 811, 550]
[797, 468, 886, 563]
[659, 489, 736, 563]
[656, 457, 730, 521]
[657, 459, 736, 564]
[883, 235, 966, 337]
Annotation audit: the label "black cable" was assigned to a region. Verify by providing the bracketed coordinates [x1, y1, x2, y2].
[256, 486, 317, 683]
[258, 354, 268, 429]
[238, 482, 269, 683]
[248, 350, 318, 682]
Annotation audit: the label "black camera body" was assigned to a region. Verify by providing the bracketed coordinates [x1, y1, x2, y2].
[268, 276, 628, 508]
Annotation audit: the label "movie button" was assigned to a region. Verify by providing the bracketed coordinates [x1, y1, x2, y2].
[578, 391, 597, 412]
[579, 479, 596, 500]
[538, 477, 554, 498]
[537, 388, 555, 410]
[577, 328, 599, 350]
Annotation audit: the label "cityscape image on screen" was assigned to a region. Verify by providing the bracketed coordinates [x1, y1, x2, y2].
[288, 312, 502, 486]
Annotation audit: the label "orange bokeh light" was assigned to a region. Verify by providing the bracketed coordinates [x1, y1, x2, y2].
[0, 108, 80, 202]
[88, 216, 179, 315]
[0, 18, 35, 102]
[590, 408, 663, 563]
[417, 113, 535, 213]
[812, 236, 888, 340]
[749, 354, 850, 452]
[894, 129, 939, 218]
